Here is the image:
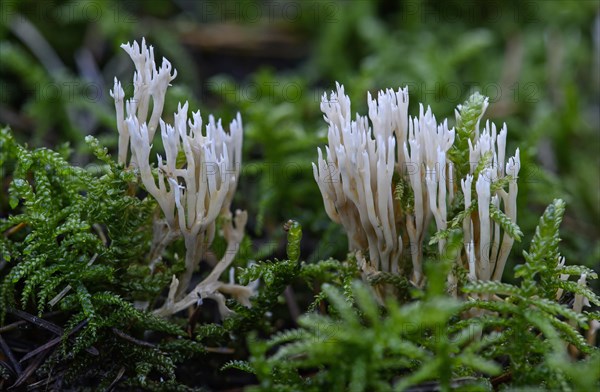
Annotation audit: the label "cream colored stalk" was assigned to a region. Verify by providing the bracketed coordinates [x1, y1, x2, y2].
[476, 169, 492, 280]
[461, 174, 474, 245]
[110, 38, 176, 165]
[405, 106, 454, 285]
[113, 39, 249, 317]
[466, 120, 520, 282]
[313, 84, 403, 274]
[555, 257, 569, 300]
[154, 210, 251, 317]
[403, 125, 426, 284]
[492, 149, 520, 280]
[128, 102, 243, 299]
[314, 83, 521, 291]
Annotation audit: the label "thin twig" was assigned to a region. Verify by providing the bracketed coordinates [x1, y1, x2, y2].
[18, 336, 62, 364]
[3, 222, 27, 237]
[0, 320, 27, 334]
[49, 254, 98, 307]
[0, 334, 22, 376]
[6, 312, 98, 357]
[10, 348, 50, 389]
[19, 319, 96, 363]
[111, 328, 156, 349]
[25, 373, 60, 390]
[0, 311, 61, 334]
[204, 347, 235, 354]
[8, 309, 62, 335]
[0, 361, 16, 382]
[93, 224, 109, 246]
[105, 367, 126, 392]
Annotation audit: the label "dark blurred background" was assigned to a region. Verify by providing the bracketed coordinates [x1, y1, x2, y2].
[1, 0, 598, 277]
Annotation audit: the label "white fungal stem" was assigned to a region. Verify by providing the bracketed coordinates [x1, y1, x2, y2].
[313, 83, 519, 294]
[154, 211, 252, 318]
[113, 39, 247, 318]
